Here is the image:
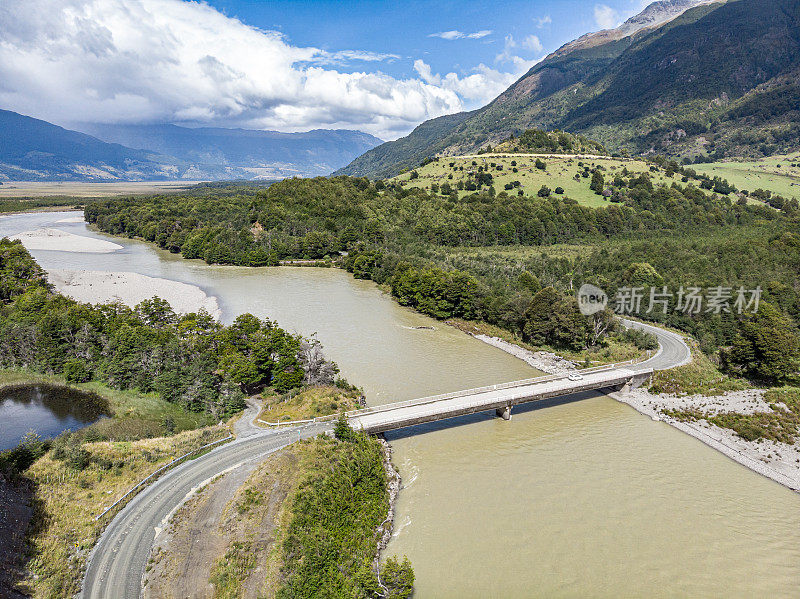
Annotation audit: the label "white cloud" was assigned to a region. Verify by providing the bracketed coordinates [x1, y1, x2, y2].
[413, 59, 527, 102]
[594, 4, 621, 29]
[428, 30, 493, 40]
[495, 34, 545, 69]
[0, 0, 467, 139]
[534, 15, 552, 28]
[318, 50, 401, 64]
[521, 35, 544, 53]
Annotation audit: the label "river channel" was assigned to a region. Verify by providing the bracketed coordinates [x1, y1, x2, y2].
[2, 211, 799, 597]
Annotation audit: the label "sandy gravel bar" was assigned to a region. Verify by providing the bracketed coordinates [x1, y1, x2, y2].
[48, 269, 222, 320]
[10, 228, 122, 253]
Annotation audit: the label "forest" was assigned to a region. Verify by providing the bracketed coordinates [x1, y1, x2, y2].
[0, 238, 337, 419]
[84, 169, 800, 383]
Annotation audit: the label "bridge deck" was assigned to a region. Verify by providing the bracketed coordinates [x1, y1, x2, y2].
[350, 367, 650, 434]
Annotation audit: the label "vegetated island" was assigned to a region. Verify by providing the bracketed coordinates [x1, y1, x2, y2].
[0, 238, 413, 599]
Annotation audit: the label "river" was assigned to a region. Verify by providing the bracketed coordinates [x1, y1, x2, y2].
[2, 211, 799, 597]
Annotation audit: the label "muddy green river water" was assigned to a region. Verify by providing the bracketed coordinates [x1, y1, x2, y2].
[2, 211, 799, 597]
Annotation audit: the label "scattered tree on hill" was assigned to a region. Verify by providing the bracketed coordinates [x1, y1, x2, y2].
[590, 171, 605, 194]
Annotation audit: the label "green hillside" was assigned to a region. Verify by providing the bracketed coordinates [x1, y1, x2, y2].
[392, 154, 674, 208]
[692, 153, 800, 200]
[338, 0, 800, 179]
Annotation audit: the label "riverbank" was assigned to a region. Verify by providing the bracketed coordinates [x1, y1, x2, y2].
[461, 323, 800, 493]
[447, 318, 645, 374]
[48, 269, 222, 320]
[613, 388, 800, 492]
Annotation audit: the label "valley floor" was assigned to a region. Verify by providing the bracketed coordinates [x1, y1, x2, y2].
[0, 181, 202, 199]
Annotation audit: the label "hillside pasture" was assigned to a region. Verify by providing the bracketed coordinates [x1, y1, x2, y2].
[391, 154, 676, 208]
[692, 153, 800, 200]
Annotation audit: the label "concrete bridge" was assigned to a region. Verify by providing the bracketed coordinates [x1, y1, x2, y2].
[82, 318, 686, 599]
[348, 365, 653, 434]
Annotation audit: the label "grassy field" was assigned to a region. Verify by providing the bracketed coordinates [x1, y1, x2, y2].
[692, 152, 800, 200]
[391, 154, 676, 207]
[0, 181, 203, 199]
[257, 385, 364, 424]
[650, 341, 749, 396]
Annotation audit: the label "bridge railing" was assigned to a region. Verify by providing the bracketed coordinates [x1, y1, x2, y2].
[344, 361, 638, 419]
[255, 360, 642, 428]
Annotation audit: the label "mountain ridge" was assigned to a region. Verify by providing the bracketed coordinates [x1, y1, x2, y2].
[338, 0, 800, 179]
[77, 123, 382, 178]
[0, 110, 382, 182]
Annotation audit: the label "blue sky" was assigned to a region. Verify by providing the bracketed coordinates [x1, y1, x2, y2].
[205, 0, 646, 80]
[0, 0, 649, 139]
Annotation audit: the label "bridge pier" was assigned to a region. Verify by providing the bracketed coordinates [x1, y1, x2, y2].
[495, 405, 512, 420]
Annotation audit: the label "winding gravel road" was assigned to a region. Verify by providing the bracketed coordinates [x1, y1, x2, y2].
[80, 320, 690, 598]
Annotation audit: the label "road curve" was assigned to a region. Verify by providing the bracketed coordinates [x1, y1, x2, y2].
[81, 423, 331, 599]
[82, 320, 690, 598]
[620, 318, 692, 372]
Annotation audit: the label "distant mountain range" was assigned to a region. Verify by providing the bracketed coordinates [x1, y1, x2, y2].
[338, 0, 800, 179]
[0, 110, 382, 182]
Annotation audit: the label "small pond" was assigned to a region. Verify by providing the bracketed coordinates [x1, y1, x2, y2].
[0, 384, 109, 450]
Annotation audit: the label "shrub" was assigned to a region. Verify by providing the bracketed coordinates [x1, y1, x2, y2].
[0, 432, 49, 475]
[64, 359, 92, 384]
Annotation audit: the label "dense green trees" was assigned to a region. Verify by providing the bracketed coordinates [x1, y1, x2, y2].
[83, 173, 800, 376]
[86, 173, 784, 261]
[0, 239, 332, 418]
[723, 303, 800, 382]
[391, 266, 482, 320]
[509, 129, 607, 155]
[523, 287, 587, 351]
[278, 432, 413, 599]
[0, 239, 49, 301]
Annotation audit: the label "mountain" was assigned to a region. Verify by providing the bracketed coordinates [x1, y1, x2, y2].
[338, 0, 800, 179]
[0, 109, 383, 182]
[0, 109, 177, 181]
[77, 123, 383, 179]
